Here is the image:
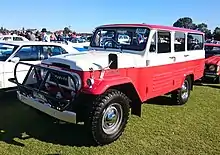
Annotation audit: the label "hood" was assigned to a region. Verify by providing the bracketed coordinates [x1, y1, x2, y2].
[205, 55, 220, 65]
[42, 50, 145, 71]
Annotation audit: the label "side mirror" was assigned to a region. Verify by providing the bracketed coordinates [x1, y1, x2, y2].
[108, 53, 118, 69]
[10, 57, 20, 63]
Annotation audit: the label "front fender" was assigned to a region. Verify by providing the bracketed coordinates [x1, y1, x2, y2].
[81, 77, 133, 95]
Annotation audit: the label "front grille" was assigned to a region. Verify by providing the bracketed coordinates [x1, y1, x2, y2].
[50, 73, 68, 86]
[49, 63, 71, 86]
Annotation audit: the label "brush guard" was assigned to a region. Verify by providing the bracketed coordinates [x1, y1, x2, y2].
[8, 62, 81, 112]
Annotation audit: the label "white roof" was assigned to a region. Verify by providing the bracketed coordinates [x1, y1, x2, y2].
[0, 41, 68, 46]
[0, 34, 19, 37]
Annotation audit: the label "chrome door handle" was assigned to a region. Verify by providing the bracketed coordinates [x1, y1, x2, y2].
[169, 56, 175, 59]
[184, 54, 189, 57]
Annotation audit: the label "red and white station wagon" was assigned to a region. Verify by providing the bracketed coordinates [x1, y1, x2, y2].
[9, 23, 205, 145]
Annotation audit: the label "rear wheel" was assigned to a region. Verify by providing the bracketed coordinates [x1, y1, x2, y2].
[171, 77, 191, 105]
[89, 89, 130, 145]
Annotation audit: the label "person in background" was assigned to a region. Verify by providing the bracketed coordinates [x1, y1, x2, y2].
[26, 31, 36, 41]
[50, 33, 56, 41]
[41, 28, 50, 42]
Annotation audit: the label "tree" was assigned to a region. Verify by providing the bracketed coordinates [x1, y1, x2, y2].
[213, 27, 220, 41]
[197, 23, 212, 39]
[0, 27, 3, 33]
[173, 17, 197, 29]
[63, 27, 72, 35]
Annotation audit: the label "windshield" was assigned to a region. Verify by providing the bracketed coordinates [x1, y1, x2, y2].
[90, 27, 150, 51]
[0, 43, 19, 61]
[205, 45, 220, 55]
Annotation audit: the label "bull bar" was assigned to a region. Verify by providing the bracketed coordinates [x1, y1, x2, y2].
[8, 61, 80, 124]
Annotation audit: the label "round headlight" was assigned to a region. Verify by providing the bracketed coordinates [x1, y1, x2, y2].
[86, 78, 94, 87]
[209, 65, 216, 71]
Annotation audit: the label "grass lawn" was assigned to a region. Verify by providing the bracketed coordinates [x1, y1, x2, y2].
[0, 83, 219, 155]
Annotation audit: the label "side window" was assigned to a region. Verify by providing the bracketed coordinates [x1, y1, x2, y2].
[3, 37, 12, 41]
[174, 32, 185, 52]
[15, 46, 40, 61]
[149, 33, 156, 52]
[157, 31, 171, 53]
[13, 37, 23, 41]
[187, 33, 204, 50]
[42, 46, 67, 59]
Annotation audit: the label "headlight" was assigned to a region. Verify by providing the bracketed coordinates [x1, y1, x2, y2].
[209, 65, 216, 71]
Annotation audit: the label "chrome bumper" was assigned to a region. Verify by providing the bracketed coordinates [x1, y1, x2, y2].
[204, 72, 218, 78]
[17, 91, 77, 124]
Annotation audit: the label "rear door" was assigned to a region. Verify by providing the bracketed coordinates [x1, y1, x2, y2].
[172, 32, 204, 83]
[147, 30, 175, 97]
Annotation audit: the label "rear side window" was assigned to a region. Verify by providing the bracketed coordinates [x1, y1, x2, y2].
[157, 31, 171, 53]
[13, 37, 23, 41]
[3, 37, 12, 41]
[174, 32, 185, 52]
[42, 45, 67, 59]
[187, 33, 203, 50]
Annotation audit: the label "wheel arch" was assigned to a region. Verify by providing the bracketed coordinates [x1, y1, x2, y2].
[107, 82, 142, 117]
[186, 74, 194, 90]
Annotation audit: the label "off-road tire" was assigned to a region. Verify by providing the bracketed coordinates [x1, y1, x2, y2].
[171, 76, 191, 105]
[89, 89, 130, 145]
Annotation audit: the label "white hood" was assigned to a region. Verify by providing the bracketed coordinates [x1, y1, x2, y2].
[42, 50, 145, 71]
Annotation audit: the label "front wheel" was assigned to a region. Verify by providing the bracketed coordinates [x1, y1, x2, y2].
[171, 77, 191, 105]
[89, 89, 130, 145]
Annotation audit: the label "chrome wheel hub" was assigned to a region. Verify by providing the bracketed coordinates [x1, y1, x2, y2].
[181, 80, 189, 100]
[102, 103, 123, 135]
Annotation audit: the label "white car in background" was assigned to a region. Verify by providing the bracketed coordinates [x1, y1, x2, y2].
[0, 41, 80, 92]
[51, 40, 90, 51]
[0, 34, 29, 41]
[118, 34, 131, 44]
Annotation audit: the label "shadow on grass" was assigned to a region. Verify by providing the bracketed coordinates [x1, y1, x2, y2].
[0, 92, 95, 147]
[193, 79, 220, 89]
[146, 95, 182, 106]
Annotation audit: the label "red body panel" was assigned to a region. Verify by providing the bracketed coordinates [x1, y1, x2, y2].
[205, 43, 220, 47]
[71, 58, 204, 102]
[205, 56, 220, 65]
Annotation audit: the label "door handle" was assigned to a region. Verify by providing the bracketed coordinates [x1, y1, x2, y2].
[184, 54, 189, 57]
[169, 56, 175, 59]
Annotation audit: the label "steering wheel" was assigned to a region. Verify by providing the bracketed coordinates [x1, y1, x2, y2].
[102, 38, 121, 48]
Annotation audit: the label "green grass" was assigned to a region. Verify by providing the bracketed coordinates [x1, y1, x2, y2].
[0, 83, 220, 155]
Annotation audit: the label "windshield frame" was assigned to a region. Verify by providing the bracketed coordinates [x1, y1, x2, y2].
[90, 26, 150, 53]
[0, 43, 20, 62]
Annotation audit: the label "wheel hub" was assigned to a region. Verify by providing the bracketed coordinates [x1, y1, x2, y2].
[181, 80, 189, 99]
[102, 103, 123, 135]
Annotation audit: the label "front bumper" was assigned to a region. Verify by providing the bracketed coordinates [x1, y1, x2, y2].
[203, 72, 219, 78]
[17, 90, 77, 124]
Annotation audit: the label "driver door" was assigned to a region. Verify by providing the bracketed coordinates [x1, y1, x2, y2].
[3, 45, 42, 88]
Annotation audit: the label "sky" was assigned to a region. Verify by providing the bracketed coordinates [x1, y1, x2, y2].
[1, 0, 219, 32]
